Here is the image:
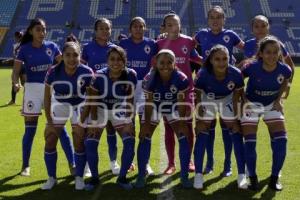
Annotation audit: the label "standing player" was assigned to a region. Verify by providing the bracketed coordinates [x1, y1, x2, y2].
[241, 36, 291, 191]
[156, 12, 202, 174]
[135, 49, 192, 188]
[85, 46, 137, 190]
[81, 18, 120, 175]
[242, 15, 294, 97]
[194, 6, 244, 176]
[193, 45, 247, 189]
[119, 16, 157, 175]
[12, 18, 75, 176]
[41, 40, 93, 190]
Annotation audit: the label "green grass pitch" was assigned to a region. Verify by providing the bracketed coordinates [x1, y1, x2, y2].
[0, 67, 299, 200]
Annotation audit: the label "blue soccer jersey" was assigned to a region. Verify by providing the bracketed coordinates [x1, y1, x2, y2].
[45, 63, 94, 105]
[142, 69, 190, 113]
[119, 37, 158, 80]
[16, 41, 61, 83]
[242, 60, 291, 106]
[244, 37, 289, 58]
[81, 40, 116, 72]
[194, 28, 242, 64]
[91, 67, 137, 109]
[194, 65, 244, 99]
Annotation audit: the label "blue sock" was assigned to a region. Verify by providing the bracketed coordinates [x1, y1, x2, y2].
[271, 131, 287, 177]
[85, 139, 99, 178]
[244, 134, 257, 177]
[22, 121, 38, 168]
[44, 150, 57, 178]
[137, 137, 151, 177]
[178, 134, 190, 179]
[59, 127, 75, 166]
[74, 152, 86, 177]
[106, 129, 117, 161]
[222, 128, 232, 172]
[231, 132, 245, 174]
[119, 133, 135, 178]
[206, 128, 215, 169]
[194, 132, 209, 173]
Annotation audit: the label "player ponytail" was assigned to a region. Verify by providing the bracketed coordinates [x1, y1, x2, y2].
[20, 18, 46, 46]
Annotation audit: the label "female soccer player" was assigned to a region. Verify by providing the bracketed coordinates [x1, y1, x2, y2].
[85, 46, 137, 190]
[156, 12, 202, 174]
[194, 6, 244, 176]
[41, 39, 93, 190]
[12, 18, 74, 177]
[241, 36, 291, 191]
[242, 15, 294, 98]
[81, 18, 120, 175]
[135, 49, 192, 188]
[119, 16, 157, 175]
[193, 44, 247, 189]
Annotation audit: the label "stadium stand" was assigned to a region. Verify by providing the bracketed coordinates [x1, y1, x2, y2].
[1, 0, 300, 58]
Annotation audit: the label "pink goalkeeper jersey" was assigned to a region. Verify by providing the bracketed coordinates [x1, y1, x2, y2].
[156, 34, 197, 85]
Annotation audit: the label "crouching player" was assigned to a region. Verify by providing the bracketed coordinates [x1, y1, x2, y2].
[193, 45, 247, 189]
[135, 49, 192, 188]
[42, 41, 93, 190]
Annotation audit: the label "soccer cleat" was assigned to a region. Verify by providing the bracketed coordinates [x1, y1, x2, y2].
[117, 177, 133, 190]
[146, 164, 154, 176]
[41, 177, 57, 190]
[75, 176, 85, 190]
[163, 165, 176, 175]
[181, 177, 193, 189]
[6, 100, 15, 106]
[134, 176, 146, 188]
[193, 173, 204, 189]
[237, 174, 248, 189]
[221, 168, 232, 177]
[268, 175, 283, 191]
[188, 160, 195, 172]
[69, 164, 76, 176]
[83, 164, 92, 178]
[20, 167, 30, 176]
[85, 177, 100, 191]
[203, 167, 213, 175]
[248, 175, 259, 191]
[127, 163, 136, 173]
[110, 160, 120, 175]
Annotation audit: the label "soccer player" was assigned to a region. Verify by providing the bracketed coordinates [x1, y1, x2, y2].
[119, 16, 158, 175]
[241, 36, 291, 191]
[193, 44, 247, 189]
[5, 31, 26, 105]
[12, 18, 75, 177]
[41, 39, 93, 190]
[135, 49, 192, 188]
[85, 46, 137, 190]
[194, 6, 244, 176]
[156, 12, 202, 174]
[81, 18, 120, 175]
[242, 15, 294, 97]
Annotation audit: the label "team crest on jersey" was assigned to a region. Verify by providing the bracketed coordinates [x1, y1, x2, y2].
[27, 101, 34, 111]
[144, 45, 151, 54]
[46, 48, 52, 56]
[170, 84, 178, 94]
[205, 50, 210, 56]
[277, 74, 284, 84]
[94, 64, 101, 70]
[182, 45, 188, 54]
[223, 35, 230, 43]
[227, 81, 235, 90]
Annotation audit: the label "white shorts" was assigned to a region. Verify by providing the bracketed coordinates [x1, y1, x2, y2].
[240, 101, 285, 125]
[134, 80, 145, 115]
[140, 109, 181, 126]
[88, 106, 132, 129]
[22, 83, 45, 116]
[196, 93, 236, 122]
[51, 98, 82, 126]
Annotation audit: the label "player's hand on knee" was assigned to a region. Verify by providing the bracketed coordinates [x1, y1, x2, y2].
[272, 100, 284, 113]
